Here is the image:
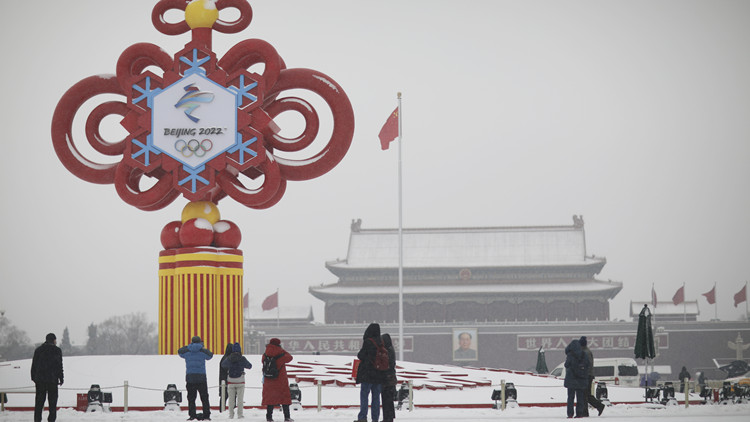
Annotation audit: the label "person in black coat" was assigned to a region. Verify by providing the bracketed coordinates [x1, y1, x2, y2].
[380, 333, 398, 422]
[355, 323, 386, 422]
[678, 366, 692, 393]
[564, 339, 590, 418]
[218, 343, 232, 411]
[579, 336, 604, 416]
[31, 333, 64, 422]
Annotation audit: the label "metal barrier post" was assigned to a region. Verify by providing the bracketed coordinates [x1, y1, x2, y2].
[409, 380, 414, 412]
[684, 378, 689, 408]
[220, 380, 226, 413]
[1, 392, 5, 412]
[317, 380, 322, 412]
[124, 380, 129, 413]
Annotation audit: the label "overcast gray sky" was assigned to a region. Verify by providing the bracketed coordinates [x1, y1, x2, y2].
[1, 0, 749, 345]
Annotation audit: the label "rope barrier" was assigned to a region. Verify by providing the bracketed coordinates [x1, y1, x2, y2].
[4, 381, 563, 392]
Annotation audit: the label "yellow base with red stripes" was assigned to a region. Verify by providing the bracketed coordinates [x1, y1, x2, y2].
[158, 247, 243, 355]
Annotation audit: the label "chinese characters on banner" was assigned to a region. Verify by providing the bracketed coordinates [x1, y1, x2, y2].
[516, 333, 669, 351]
[269, 336, 414, 353]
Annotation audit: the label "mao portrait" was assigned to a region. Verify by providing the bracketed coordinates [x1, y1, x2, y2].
[453, 328, 478, 361]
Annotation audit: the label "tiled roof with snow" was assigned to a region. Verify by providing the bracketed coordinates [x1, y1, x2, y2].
[329, 222, 604, 269]
[310, 278, 622, 298]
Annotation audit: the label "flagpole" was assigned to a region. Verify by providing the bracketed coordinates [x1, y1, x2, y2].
[397, 92, 404, 362]
[651, 283, 656, 376]
[651, 283, 657, 329]
[276, 288, 280, 328]
[714, 282, 717, 320]
[683, 282, 686, 322]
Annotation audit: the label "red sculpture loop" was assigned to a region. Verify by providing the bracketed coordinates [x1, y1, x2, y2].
[52, 0, 354, 211]
[152, 0, 252, 35]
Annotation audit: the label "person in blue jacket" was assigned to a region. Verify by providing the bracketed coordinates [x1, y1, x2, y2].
[179, 336, 214, 421]
[220, 342, 253, 419]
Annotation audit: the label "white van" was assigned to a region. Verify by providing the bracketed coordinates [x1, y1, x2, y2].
[550, 357, 640, 387]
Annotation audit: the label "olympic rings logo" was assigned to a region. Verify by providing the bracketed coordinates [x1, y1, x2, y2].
[175, 139, 213, 158]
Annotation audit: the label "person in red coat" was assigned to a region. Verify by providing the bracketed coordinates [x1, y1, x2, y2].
[262, 338, 294, 422]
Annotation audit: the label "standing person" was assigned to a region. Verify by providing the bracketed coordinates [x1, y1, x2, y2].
[261, 338, 294, 422]
[30, 333, 63, 422]
[219, 343, 233, 412]
[697, 371, 707, 401]
[564, 339, 590, 419]
[579, 336, 605, 416]
[178, 336, 214, 421]
[380, 333, 398, 422]
[354, 322, 385, 422]
[678, 366, 692, 393]
[221, 342, 253, 419]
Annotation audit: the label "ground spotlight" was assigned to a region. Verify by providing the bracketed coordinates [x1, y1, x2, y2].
[86, 384, 112, 412]
[661, 381, 677, 406]
[396, 382, 410, 410]
[289, 383, 302, 411]
[596, 381, 610, 405]
[163, 384, 182, 411]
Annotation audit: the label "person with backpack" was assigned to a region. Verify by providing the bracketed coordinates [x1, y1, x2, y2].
[354, 323, 387, 422]
[380, 333, 398, 422]
[261, 338, 294, 422]
[220, 342, 252, 419]
[564, 339, 590, 418]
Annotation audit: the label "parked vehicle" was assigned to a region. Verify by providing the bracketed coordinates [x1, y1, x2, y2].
[550, 357, 640, 387]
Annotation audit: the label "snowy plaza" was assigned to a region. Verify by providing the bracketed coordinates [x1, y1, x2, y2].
[2, 355, 749, 421]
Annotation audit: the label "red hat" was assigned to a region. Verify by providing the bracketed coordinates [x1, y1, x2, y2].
[270, 338, 281, 346]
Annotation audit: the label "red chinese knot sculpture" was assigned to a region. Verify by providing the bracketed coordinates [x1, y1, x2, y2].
[51, 0, 354, 211]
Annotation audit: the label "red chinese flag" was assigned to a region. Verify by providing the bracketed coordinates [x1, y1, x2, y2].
[651, 286, 658, 308]
[702, 286, 716, 305]
[262, 291, 278, 311]
[672, 285, 685, 305]
[243, 292, 249, 309]
[734, 285, 747, 307]
[379, 108, 399, 150]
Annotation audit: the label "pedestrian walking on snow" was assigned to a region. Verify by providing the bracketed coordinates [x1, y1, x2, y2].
[579, 336, 604, 416]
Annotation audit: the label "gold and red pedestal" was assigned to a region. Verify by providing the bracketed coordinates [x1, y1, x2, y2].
[158, 247, 244, 355]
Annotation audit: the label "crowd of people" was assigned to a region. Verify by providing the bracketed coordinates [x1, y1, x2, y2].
[28, 332, 296, 422]
[34, 328, 682, 421]
[176, 335, 296, 421]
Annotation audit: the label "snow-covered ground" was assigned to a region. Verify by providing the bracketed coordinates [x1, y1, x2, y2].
[1, 355, 748, 421]
[2, 404, 750, 422]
